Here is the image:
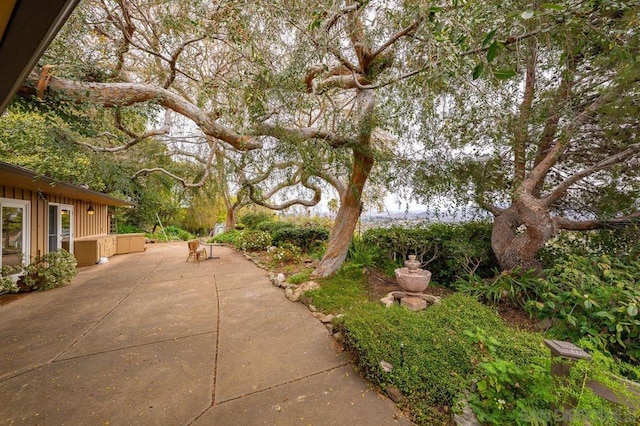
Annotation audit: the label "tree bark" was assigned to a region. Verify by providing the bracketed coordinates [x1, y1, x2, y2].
[491, 193, 557, 271]
[313, 89, 375, 278]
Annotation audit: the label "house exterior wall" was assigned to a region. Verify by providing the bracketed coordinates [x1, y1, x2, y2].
[0, 183, 110, 259]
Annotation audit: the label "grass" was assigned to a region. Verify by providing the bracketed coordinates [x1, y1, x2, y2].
[304, 267, 369, 313]
[287, 269, 313, 285]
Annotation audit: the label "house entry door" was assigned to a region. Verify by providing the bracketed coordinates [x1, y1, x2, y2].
[48, 204, 73, 254]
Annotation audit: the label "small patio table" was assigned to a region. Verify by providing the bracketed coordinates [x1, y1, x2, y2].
[203, 243, 219, 259]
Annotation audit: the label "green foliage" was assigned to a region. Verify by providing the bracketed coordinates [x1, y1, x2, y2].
[117, 223, 144, 234]
[163, 225, 195, 241]
[20, 250, 77, 291]
[346, 237, 378, 269]
[455, 268, 542, 308]
[465, 328, 555, 425]
[287, 269, 313, 285]
[0, 264, 22, 293]
[363, 222, 498, 285]
[236, 230, 272, 251]
[334, 294, 545, 424]
[239, 211, 276, 230]
[560, 342, 640, 425]
[210, 230, 242, 245]
[272, 226, 329, 253]
[539, 227, 640, 266]
[146, 225, 194, 241]
[266, 243, 302, 265]
[255, 220, 293, 234]
[527, 255, 640, 364]
[305, 268, 369, 314]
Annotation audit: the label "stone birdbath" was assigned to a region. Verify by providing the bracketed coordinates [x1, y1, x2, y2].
[380, 255, 440, 311]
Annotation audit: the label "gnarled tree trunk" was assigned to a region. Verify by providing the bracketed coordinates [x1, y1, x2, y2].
[313, 89, 375, 278]
[491, 193, 557, 271]
[313, 149, 373, 277]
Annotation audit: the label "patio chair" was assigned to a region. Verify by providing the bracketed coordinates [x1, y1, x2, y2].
[186, 240, 207, 264]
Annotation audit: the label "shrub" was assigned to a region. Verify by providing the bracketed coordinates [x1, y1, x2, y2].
[539, 226, 640, 266]
[255, 220, 293, 234]
[455, 268, 542, 308]
[163, 225, 194, 241]
[346, 237, 378, 269]
[239, 211, 276, 230]
[363, 222, 498, 286]
[210, 230, 242, 245]
[0, 263, 22, 293]
[527, 254, 640, 364]
[272, 226, 330, 252]
[20, 249, 77, 291]
[117, 223, 144, 234]
[235, 230, 272, 251]
[267, 243, 302, 265]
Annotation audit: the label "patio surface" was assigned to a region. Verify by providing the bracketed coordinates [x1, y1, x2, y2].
[0, 242, 410, 425]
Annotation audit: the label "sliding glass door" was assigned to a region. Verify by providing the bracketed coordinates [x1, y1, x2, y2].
[0, 199, 29, 267]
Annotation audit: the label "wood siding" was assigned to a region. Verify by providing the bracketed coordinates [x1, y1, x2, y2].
[0, 184, 110, 259]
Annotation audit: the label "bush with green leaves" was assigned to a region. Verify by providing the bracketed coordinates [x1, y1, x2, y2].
[455, 268, 542, 308]
[235, 230, 272, 251]
[272, 226, 329, 252]
[0, 263, 22, 293]
[527, 254, 640, 364]
[333, 294, 546, 423]
[255, 220, 293, 234]
[163, 225, 194, 241]
[210, 230, 242, 245]
[117, 223, 144, 234]
[266, 243, 302, 265]
[20, 249, 77, 291]
[363, 221, 498, 286]
[539, 226, 640, 266]
[345, 237, 378, 269]
[239, 211, 276, 230]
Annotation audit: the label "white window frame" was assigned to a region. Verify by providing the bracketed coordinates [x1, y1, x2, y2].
[48, 203, 74, 254]
[0, 197, 30, 268]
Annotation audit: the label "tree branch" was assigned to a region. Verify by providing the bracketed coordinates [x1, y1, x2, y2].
[370, 19, 421, 61]
[21, 70, 262, 151]
[132, 144, 215, 188]
[253, 123, 356, 148]
[543, 143, 640, 207]
[554, 212, 640, 231]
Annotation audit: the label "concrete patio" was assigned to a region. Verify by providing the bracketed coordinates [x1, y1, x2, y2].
[0, 242, 410, 425]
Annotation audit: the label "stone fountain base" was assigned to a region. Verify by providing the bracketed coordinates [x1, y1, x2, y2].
[380, 291, 440, 311]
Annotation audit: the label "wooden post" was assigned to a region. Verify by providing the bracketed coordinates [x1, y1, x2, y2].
[544, 339, 592, 424]
[545, 339, 592, 376]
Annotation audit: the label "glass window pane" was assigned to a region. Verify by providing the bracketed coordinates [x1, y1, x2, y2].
[49, 205, 58, 252]
[2, 206, 24, 266]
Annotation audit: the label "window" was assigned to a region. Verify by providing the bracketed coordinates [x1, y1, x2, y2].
[0, 198, 29, 268]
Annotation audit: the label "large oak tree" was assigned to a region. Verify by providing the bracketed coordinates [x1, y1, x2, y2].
[410, 0, 640, 271]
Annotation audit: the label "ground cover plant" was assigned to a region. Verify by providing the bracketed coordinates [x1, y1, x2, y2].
[456, 253, 640, 366]
[327, 290, 551, 424]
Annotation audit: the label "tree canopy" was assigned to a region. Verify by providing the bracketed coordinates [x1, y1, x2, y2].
[9, 0, 639, 274]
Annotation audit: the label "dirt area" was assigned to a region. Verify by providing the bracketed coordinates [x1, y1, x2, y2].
[365, 268, 538, 331]
[365, 268, 454, 301]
